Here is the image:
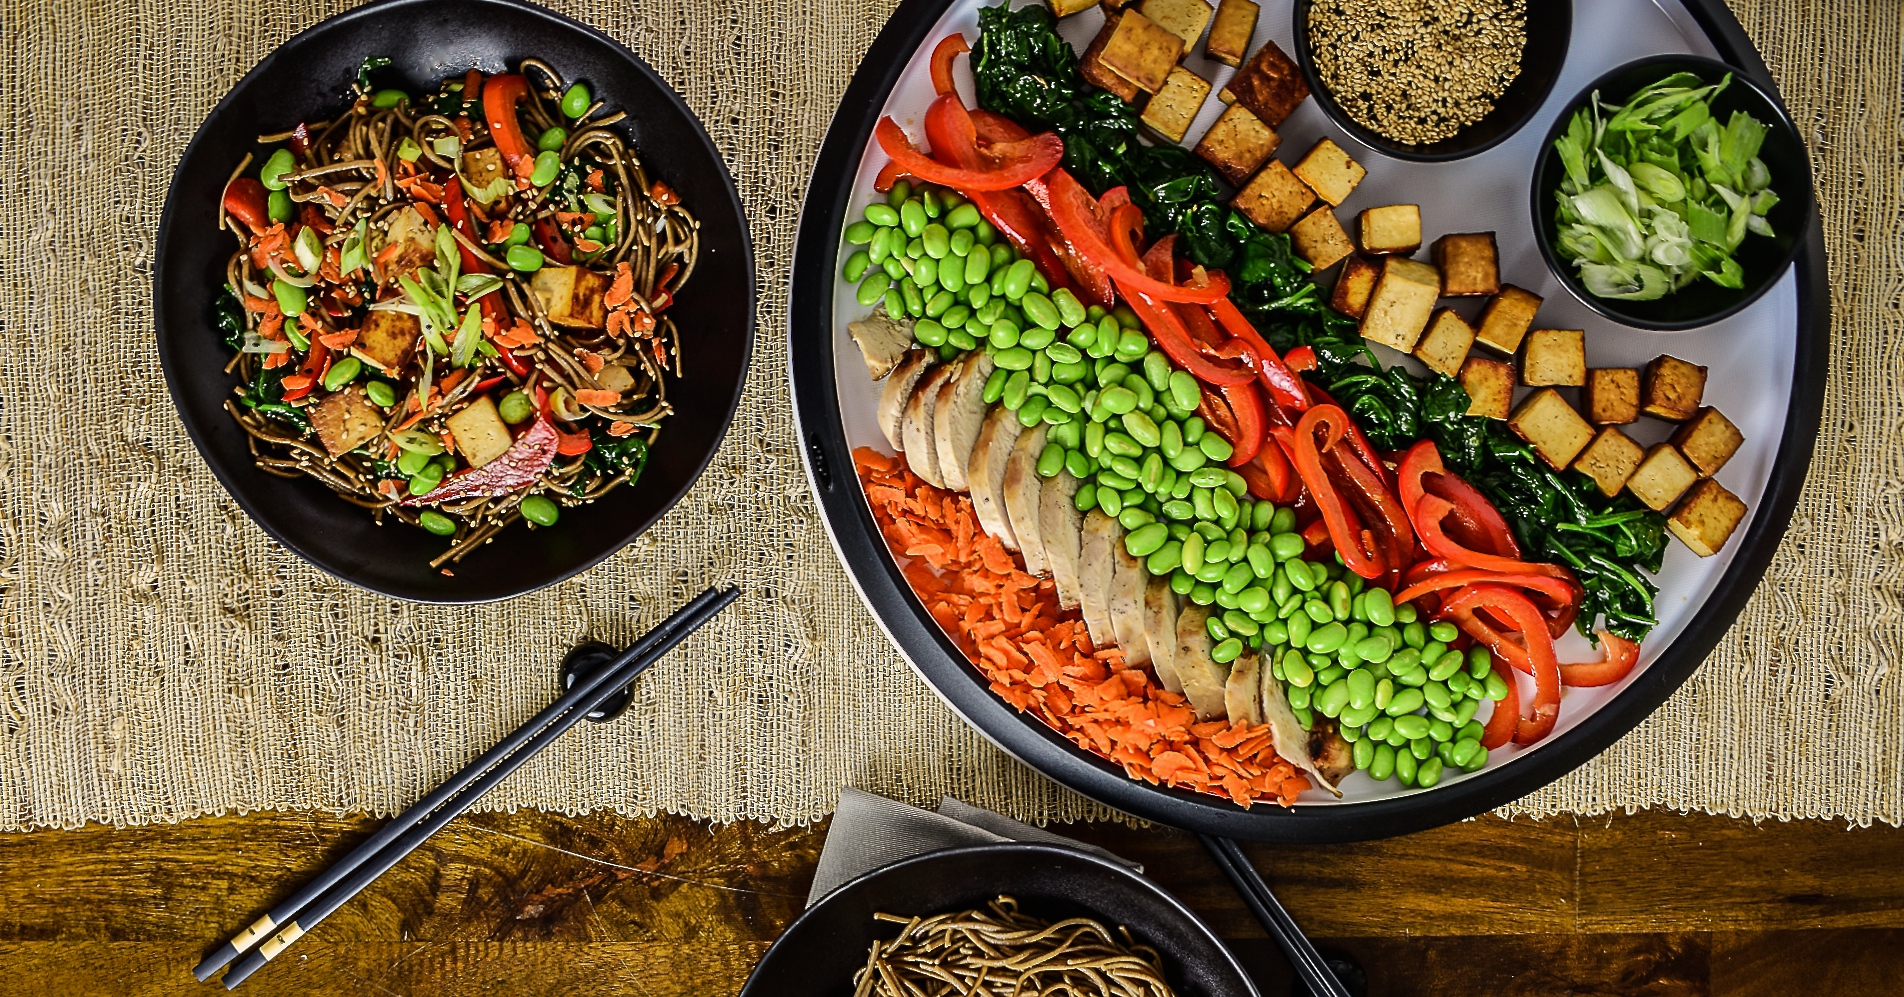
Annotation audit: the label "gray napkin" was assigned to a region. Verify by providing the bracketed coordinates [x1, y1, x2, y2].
[806, 787, 1140, 906]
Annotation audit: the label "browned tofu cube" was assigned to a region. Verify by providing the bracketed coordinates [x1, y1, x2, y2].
[1573, 427, 1646, 498]
[1194, 103, 1278, 184]
[1080, 13, 1141, 103]
[1626, 444, 1699, 511]
[310, 386, 383, 456]
[1584, 368, 1641, 425]
[1290, 139, 1366, 207]
[1432, 232, 1501, 296]
[1668, 479, 1749, 557]
[1288, 206, 1354, 271]
[1140, 66, 1211, 143]
[1217, 86, 1235, 104]
[1140, 0, 1213, 50]
[1098, 10, 1184, 94]
[1048, 0, 1099, 15]
[1460, 357, 1515, 420]
[1475, 285, 1541, 354]
[1413, 308, 1476, 378]
[1358, 204, 1422, 255]
[1359, 257, 1441, 353]
[379, 205, 438, 278]
[1642, 355, 1708, 421]
[355, 309, 419, 374]
[1508, 388, 1595, 470]
[1228, 40, 1309, 127]
[1205, 0, 1258, 67]
[1670, 407, 1744, 476]
[1331, 255, 1380, 319]
[529, 266, 611, 330]
[1231, 160, 1314, 233]
[1521, 328, 1586, 387]
[445, 395, 514, 469]
[462, 147, 506, 191]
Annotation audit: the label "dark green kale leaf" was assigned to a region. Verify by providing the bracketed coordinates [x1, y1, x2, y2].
[214, 285, 245, 351]
[355, 56, 392, 94]
[584, 430, 648, 477]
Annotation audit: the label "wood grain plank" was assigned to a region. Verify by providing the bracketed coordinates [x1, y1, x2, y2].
[1710, 929, 1904, 996]
[1309, 933, 1711, 997]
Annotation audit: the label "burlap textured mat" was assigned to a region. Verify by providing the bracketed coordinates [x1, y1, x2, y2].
[0, 0, 1897, 831]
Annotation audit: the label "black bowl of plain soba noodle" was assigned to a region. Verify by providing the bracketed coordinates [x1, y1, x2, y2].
[739, 844, 1257, 997]
[153, 0, 753, 602]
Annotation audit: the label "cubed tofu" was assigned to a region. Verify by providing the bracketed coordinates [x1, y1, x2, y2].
[445, 395, 514, 469]
[462, 147, 506, 191]
[1460, 357, 1515, 420]
[1080, 13, 1142, 103]
[356, 308, 419, 373]
[1508, 388, 1595, 470]
[1584, 368, 1641, 425]
[1290, 139, 1365, 207]
[1668, 479, 1749, 557]
[1140, 0, 1213, 51]
[1048, 0, 1098, 15]
[1193, 103, 1279, 185]
[1227, 40, 1309, 127]
[1573, 427, 1646, 498]
[1288, 206, 1354, 270]
[529, 265, 611, 329]
[1217, 86, 1235, 104]
[1231, 160, 1314, 232]
[1357, 204, 1422, 255]
[1671, 407, 1744, 477]
[1521, 328, 1586, 386]
[1205, 0, 1258, 67]
[1140, 66, 1211, 143]
[1359, 257, 1440, 352]
[379, 205, 437, 278]
[1413, 308, 1476, 378]
[1626, 444, 1699, 511]
[310, 386, 382, 456]
[1097, 10, 1183, 94]
[1642, 355, 1708, 421]
[1432, 232, 1501, 296]
[1330, 254, 1381, 319]
[1474, 284, 1541, 354]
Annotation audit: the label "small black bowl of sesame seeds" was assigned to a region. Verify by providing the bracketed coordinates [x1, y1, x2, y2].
[1292, 0, 1572, 163]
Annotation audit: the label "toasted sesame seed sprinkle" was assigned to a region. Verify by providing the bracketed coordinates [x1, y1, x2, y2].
[1309, 0, 1528, 146]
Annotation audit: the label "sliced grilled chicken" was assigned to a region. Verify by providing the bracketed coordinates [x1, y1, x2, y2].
[933, 353, 995, 493]
[1109, 546, 1150, 666]
[878, 350, 937, 450]
[1038, 472, 1084, 610]
[968, 406, 1025, 550]
[1003, 425, 1049, 573]
[1307, 718, 1356, 787]
[1078, 510, 1122, 649]
[900, 363, 957, 488]
[1142, 577, 1185, 694]
[1259, 666, 1341, 797]
[1173, 604, 1232, 720]
[1224, 649, 1265, 726]
[848, 312, 915, 380]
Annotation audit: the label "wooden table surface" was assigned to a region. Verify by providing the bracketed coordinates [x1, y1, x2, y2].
[3, 807, 1898, 996]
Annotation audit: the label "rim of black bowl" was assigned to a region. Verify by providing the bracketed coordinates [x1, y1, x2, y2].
[154, 0, 755, 604]
[1290, 0, 1574, 163]
[1530, 52, 1817, 331]
[792, 0, 1827, 842]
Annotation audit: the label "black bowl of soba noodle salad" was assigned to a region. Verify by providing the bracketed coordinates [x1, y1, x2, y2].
[154, 0, 753, 601]
[740, 844, 1258, 997]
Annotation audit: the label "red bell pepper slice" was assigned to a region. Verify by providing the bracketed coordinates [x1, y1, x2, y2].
[1394, 569, 1579, 612]
[481, 74, 535, 179]
[1290, 405, 1384, 579]
[923, 98, 1074, 290]
[280, 340, 329, 402]
[1415, 494, 1532, 575]
[1237, 440, 1297, 503]
[930, 34, 969, 96]
[872, 159, 908, 193]
[532, 217, 575, 266]
[1480, 654, 1521, 750]
[223, 177, 271, 234]
[1284, 345, 1317, 372]
[1209, 298, 1310, 412]
[1129, 291, 1255, 387]
[874, 111, 1063, 192]
[1397, 441, 1521, 559]
[405, 416, 560, 505]
[1441, 584, 1561, 744]
[970, 109, 1030, 144]
[1219, 382, 1267, 466]
[1559, 632, 1641, 687]
[1040, 174, 1231, 304]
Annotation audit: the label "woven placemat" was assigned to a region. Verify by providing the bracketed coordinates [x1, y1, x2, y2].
[0, 0, 1897, 832]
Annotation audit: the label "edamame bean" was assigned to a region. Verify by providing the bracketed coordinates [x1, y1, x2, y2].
[1340, 702, 1379, 728]
[1126, 523, 1170, 558]
[1422, 682, 1452, 711]
[1286, 558, 1318, 592]
[1211, 637, 1243, 664]
[1354, 737, 1376, 771]
[1416, 756, 1445, 787]
[1392, 714, 1430, 740]
[1428, 620, 1460, 644]
[1036, 443, 1066, 479]
[1219, 562, 1253, 595]
[1428, 652, 1464, 682]
[1017, 395, 1049, 427]
[842, 250, 872, 282]
[1386, 687, 1426, 717]
[1347, 668, 1375, 709]
[946, 327, 978, 351]
[271, 279, 307, 316]
[1365, 743, 1394, 781]
[995, 346, 1034, 371]
[920, 223, 949, 259]
[855, 271, 890, 306]
[1401, 621, 1426, 650]
[267, 188, 294, 223]
[1269, 532, 1305, 560]
[1364, 588, 1395, 627]
[506, 244, 545, 271]
[1099, 386, 1137, 416]
[1306, 622, 1348, 654]
[1049, 287, 1087, 328]
[1063, 450, 1091, 479]
[1237, 586, 1270, 615]
[1355, 636, 1393, 664]
[1021, 291, 1060, 330]
[365, 380, 399, 408]
[412, 509, 457, 536]
[1328, 581, 1353, 620]
[321, 356, 361, 392]
[1304, 600, 1332, 625]
[924, 288, 954, 317]
[1316, 679, 1350, 717]
[1286, 610, 1312, 648]
[530, 150, 561, 187]
[1122, 411, 1161, 448]
[945, 202, 982, 230]
[900, 200, 927, 238]
[1047, 383, 1082, 413]
[558, 82, 593, 118]
[1002, 259, 1035, 299]
[260, 148, 297, 190]
[865, 203, 899, 227]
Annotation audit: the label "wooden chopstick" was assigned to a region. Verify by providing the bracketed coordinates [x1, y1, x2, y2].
[200, 585, 740, 989]
[1198, 834, 1352, 997]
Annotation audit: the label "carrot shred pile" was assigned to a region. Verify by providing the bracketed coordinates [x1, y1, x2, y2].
[855, 448, 1310, 808]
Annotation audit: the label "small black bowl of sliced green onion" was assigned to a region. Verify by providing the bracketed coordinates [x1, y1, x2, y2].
[1530, 53, 1813, 330]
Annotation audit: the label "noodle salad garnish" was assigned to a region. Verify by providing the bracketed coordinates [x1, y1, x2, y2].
[215, 57, 698, 569]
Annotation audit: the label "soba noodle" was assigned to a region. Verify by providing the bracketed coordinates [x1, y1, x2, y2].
[853, 897, 1179, 997]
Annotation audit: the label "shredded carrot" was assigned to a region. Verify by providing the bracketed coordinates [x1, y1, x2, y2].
[486, 218, 514, 243]
[606, 310, 630, 339]
[605, 262, 635, 308]
[573, 237, 604, 254]
[575, 350, 606, 374]
[854, 447, 1309, 808]
[317, 185, 348, 208]
[573, 388, 621, 407]
[586, 169, 606, 192]
[608, 421, 637, 437]
[262, 350, 291, 369]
